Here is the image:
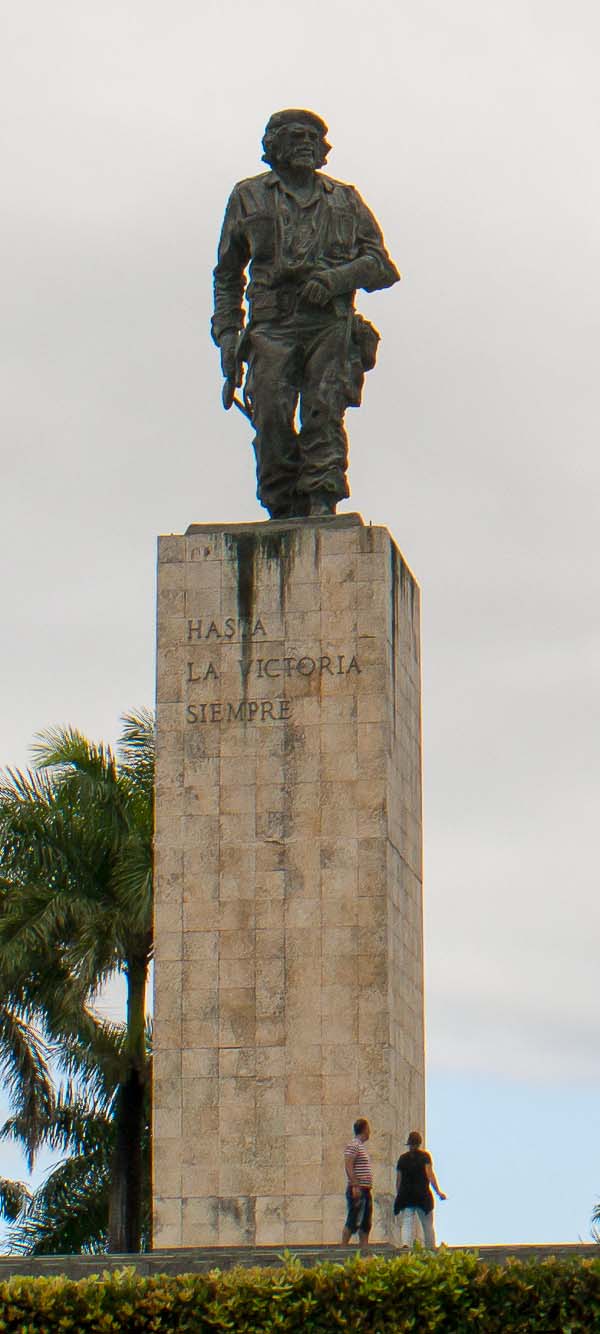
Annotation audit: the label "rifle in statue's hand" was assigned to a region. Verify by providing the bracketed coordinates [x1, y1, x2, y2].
[222, 376, 252, 421]
[220, 332, 252, 420]
[221, 374, 238, 411]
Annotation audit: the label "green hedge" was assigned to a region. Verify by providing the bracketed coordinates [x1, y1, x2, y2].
[1, 1251, 600, 1332]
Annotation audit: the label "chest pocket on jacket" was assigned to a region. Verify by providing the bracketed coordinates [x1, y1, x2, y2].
[326, 205, 356, 257]
[243, 212, 276, 260]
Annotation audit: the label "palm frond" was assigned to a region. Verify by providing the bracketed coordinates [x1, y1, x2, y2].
[30, 727, 117, 783]
[0, 1007, 54, 1167]
[0, 767, 57, 816]
[117, 709, 155, 786]
[113, 850, 153, 940]
[55, 1013, 129, 1101]
[2, 1089, 114, 1156]
[6, 1153, 111, 1254]
[0, 1176, 32, 1222]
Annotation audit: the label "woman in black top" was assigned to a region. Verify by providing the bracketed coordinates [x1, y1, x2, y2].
[394, 1130, 446, 1249]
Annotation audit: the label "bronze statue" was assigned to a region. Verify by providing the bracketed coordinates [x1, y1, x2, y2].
[212, 109, 400, 519]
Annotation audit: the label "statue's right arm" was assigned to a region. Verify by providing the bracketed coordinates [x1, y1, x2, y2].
[346, 188, 401, 293]
[211, 188, 251, 354]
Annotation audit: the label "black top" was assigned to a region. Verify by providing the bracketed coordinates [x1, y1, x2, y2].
[396, 1149, 434, 1214]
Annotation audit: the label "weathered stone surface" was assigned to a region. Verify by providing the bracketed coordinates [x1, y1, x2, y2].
[0, 1244, 595, 1279]
[153, 514, 425, 1244]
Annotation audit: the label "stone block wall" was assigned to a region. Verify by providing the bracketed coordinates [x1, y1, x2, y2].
[153, 514, 424, 1245]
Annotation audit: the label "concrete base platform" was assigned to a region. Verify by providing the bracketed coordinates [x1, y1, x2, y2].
[0, 1243, 595, 1280]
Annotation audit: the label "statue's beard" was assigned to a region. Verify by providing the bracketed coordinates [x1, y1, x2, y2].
[276, 149, 320, 170]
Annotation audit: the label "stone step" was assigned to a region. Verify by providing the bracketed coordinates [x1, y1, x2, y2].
[0, 1242, 595, 1280]
[467, 1243, 596, 1266]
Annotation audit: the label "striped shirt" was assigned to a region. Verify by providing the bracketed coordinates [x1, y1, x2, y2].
[344, 1136, 373, 1186]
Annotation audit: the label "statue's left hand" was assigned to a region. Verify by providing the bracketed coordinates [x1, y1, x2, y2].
[301, 272, 334, 306]
[219, 330, 241, 381]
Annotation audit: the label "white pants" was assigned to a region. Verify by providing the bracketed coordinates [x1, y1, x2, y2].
[398, 1206, 436, 1250]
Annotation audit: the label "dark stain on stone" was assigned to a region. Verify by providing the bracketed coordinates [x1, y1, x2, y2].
[223, 533, 255, 626]
[313, 527, 321, 575]
[257, 528, 295, 616]
[390, 543, 419, 718]
[231, 528, 296, 617]
[225, 527, 297, 709]
[390, 543, 398, 734]
[225, 532, 256, 692]
[218, 1196, 255, 1241]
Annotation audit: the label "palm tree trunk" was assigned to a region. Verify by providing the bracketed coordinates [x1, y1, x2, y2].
[107, 957, 147, 1252]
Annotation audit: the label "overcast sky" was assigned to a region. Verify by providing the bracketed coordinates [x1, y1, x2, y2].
[2, 0, 599, 1246]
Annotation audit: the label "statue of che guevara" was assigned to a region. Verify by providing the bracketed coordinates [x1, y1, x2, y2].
[211, 109, 400, 519]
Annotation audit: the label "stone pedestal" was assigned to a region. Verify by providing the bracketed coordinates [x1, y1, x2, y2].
[153, 514, 424, 1247]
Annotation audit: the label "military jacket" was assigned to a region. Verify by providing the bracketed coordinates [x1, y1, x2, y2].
[212, 169, 400, 343]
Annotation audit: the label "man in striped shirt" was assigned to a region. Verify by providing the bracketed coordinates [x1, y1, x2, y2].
[342, 1117, 373, 1249]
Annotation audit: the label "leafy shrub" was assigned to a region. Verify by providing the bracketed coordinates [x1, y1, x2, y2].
[0, 1250, 600, 1332]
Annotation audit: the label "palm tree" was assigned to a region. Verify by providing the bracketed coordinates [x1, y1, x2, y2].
[0, 709, 154, 1252]
[0, 1031, 152, 1254]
